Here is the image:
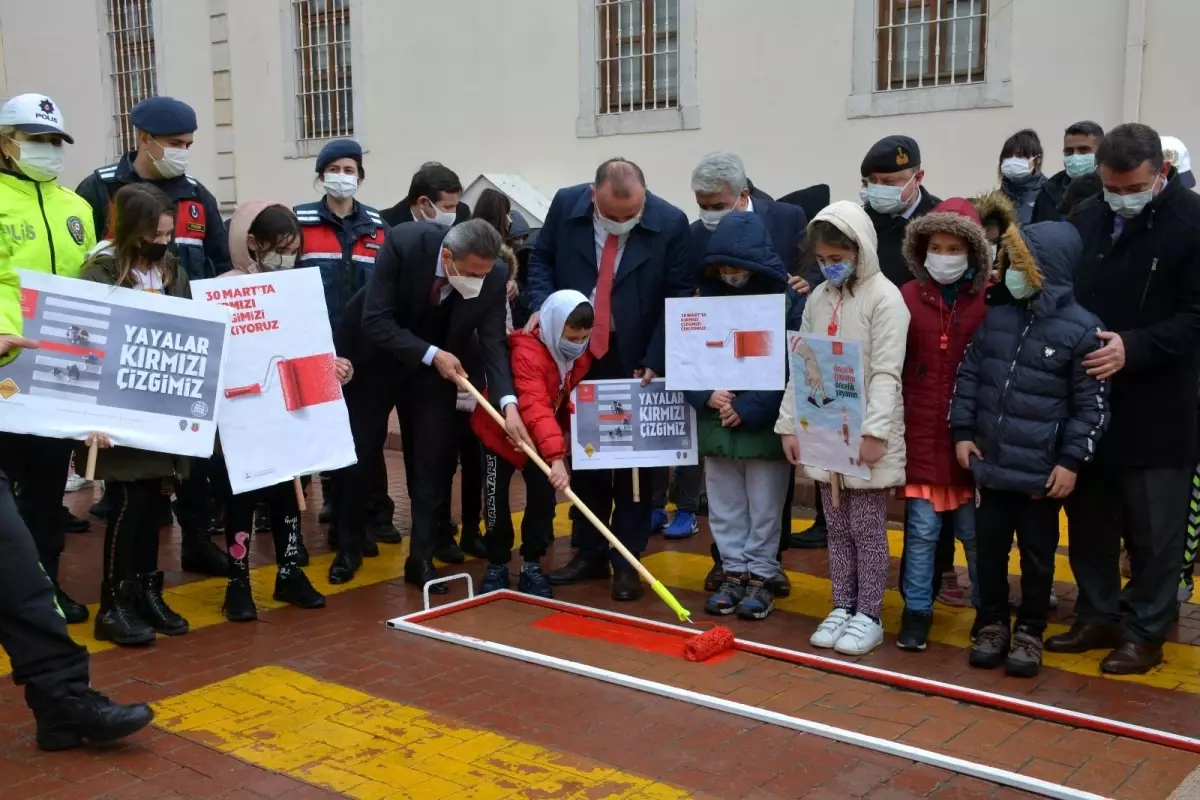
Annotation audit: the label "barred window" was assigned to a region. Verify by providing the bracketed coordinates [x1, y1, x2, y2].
[595, 0, 679, 115]
[875, 0, 986, 91]
[104, 0, 158, 158]
[292, 0, 353, 141]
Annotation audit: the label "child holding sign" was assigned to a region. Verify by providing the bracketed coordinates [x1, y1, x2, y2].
[687, 213, 802, 621]
[777, 202, 910, 655]
[78, 184, 192, 647]
[470, 290, 594, 598]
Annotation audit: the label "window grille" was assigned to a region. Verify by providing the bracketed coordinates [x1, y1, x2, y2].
[875, 0, 986, 91]
[292, 0, 354, 141]
[105, 0, 158, 157]
[595, 0, 680, 115]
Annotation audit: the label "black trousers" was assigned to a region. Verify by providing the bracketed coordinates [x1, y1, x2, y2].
[0, 471, 89, 714]
[104, 480, 167, 581]
[975, 488, 1060, 636]
[1067, 465, 1191, 644]
[455, 411, 484, 534]
[0, 433, 72, 581]
[174, 458, 215, 538]
[397, 369, 458, 562]
[336, 365, 403, 555]
[482, 447, 555, 565]
[211, 460, 301, 573]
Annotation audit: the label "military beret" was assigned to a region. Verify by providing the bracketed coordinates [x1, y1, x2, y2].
[316, 138, 363, 174]
[861, 135, 921, 176]
[129, 97, 197, 136]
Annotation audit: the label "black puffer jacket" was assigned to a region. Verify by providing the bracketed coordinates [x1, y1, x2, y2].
[950, 221, 1109, 495]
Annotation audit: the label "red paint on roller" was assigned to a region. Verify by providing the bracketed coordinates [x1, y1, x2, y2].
[684, 624, 736, 662]
[704, 330, 772, 358]
[224, 353, 341, 409]
[532, 612, 736, 664]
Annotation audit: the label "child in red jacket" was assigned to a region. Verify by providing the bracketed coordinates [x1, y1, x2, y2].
[471, 289, 594, 597]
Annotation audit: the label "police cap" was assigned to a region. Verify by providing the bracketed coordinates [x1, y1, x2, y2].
[316, 138, 363, 174]
[861, 135, 921, 176]
[130, 97, 197, 137]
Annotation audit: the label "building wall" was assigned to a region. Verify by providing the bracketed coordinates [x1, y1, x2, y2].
[0, 0, 1195, 215]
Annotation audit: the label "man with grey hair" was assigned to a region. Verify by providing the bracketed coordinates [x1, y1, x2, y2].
[331, 218, 532, 588]
[526, 158, 694, 601]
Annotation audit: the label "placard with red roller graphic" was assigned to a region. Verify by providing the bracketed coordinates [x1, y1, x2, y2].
[664, 294, 787, 391]
[193, 269, 355, 495]
[0, 269, 231, 457]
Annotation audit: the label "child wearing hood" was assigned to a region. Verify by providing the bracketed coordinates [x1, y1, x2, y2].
[470, 289, 594, 598]
[950, 220, 1108, 678]
[776, 201, 910, 655]
[215, 201, 353, 622]
[896, 198, 991, 651]
[688, 213, 802, 621]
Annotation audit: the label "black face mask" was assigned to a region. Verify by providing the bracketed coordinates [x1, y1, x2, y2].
[139, 241, 169, 262]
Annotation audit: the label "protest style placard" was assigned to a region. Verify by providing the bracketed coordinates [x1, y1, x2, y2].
[0, 269, 229, 457]
[788, 331, 870, 480]
[664, 294, 787, 391]
[194, 269, 356, 495]
[570, 378, 698, 470]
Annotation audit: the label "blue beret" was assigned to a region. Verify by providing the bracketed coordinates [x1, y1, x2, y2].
[861, 135, 921, 176]
[316, 138, 363, 173]
[130, 96, 197, 136]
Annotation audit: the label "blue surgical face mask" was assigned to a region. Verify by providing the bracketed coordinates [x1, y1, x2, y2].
[866, 175, 914, 215]
[820, 261, 855, 288]
[1104, 176, 1161, 219]
[1004, 267, 1037, 300]
[558, 337, 588, 361]
[1064, 153, 1096, 180]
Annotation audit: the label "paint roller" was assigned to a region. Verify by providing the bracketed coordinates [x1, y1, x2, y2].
[704, 329, 772, 358]
[458, 377, 736, 661]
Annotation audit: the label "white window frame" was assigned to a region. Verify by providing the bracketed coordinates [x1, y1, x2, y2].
[279, 0, 368, 160]
[576, 0, 700, 138]
[97, 0, 166, 161]
[846, 0, 1012, 119]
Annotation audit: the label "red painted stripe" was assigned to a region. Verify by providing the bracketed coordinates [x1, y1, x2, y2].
[597, 413, 631, 422]
[532, 611, 736, 664]
[36, 340, 105, 359]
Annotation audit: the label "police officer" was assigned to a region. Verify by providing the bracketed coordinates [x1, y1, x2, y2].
[293, 139, 392, 541]
[0, 93, 96, 623]
[76, 96, 231, 576]
[860, 135, 941, 288]
[0, 308, 153, 751]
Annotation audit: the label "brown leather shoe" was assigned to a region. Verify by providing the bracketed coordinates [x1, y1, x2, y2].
[1044, 622, 1123, 654]
[1100, 641, 1163, 675]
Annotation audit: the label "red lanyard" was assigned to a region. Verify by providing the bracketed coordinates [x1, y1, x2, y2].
[937, 295, 958, 350]
[827, 295, 844, 337]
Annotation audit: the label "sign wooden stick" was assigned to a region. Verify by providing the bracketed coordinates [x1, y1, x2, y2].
[84, 441, 98, 482]
[294, 477, 307, 512]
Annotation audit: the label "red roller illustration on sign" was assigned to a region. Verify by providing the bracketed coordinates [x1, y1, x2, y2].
[704, 329, 772, 359]
[224, 352, 341, 411]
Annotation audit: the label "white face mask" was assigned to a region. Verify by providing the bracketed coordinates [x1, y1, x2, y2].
[151, 140, 189, 179]
[258, 252, 297, 271]
[422, 199, 456, 227]
[866, 175, 915, 215]
[324, 172, 358, 200]
[445, 257, 484, 299]
[700, 208, 730, 231]
[11, 140, 64, 182]
[1000, 157, 1033, 180]
[596, 211, 641, 237]
[924, 252, 970, 285]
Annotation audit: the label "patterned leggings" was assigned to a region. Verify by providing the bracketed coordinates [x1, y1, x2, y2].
[819, 484, 890, 621]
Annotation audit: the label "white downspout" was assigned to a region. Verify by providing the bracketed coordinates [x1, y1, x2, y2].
[1122, 0, 1147, 122]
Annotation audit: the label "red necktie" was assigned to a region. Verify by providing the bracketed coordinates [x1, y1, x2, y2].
[591, 234, 619, 359]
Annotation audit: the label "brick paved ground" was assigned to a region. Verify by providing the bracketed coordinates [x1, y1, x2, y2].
[0, 452, 1194, 799]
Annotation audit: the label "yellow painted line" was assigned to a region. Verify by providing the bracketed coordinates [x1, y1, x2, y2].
[152, 666, 687, 800]
[642, 551, 1200, 695]
[0, 504, 577, 677]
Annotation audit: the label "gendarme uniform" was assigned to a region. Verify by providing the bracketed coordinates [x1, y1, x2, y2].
[861, 135, 941, 288]
[74, 97, 229, 280]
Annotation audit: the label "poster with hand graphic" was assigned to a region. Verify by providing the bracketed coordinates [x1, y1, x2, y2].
[789, 331, 870, 480]
[665, 295, 786, 390]
[570, 378, 698, 469]
[0, 269, 229, 457]
[193, 269, 355, 494]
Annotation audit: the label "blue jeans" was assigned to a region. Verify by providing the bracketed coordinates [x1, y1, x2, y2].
[902, 498, 978, 614]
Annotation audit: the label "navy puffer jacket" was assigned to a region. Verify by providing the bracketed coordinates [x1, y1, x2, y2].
[685, 212, 803, 460]
[949, 221, 1109, 495]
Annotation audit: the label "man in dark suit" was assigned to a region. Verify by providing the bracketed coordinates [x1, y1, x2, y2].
[525, 158, 694, 601]
[332, 219, 532, 589]
[380, 162, 467, 228]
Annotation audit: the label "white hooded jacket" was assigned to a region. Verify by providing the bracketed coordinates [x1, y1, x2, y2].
[775, 201, 910, 490]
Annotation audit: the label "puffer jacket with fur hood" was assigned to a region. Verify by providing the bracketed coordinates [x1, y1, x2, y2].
[900, 198, 992, 487]
[776, 201, 910, 489]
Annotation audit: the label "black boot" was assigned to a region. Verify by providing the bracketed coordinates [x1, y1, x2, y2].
[180, 531, 231, 577]
[329, 550, 362, 585]
[137, 572, 189, 636]
[35, 689, 154, 752]
[548, 552, 611, 585]
[93, 581, 155, 646]
[404, 557, 447, 594]
[459, 523, 488, 560]
[369, 519, 403, 545]
[222, 575, 257, 622]
[53, 582, 89, 624]
[274, 568, 326, 609]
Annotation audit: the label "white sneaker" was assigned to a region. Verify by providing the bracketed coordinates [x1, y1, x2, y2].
[64, 473, 91, 492]
[810, 608, 852, 649]
[833, 613, 884, 655]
